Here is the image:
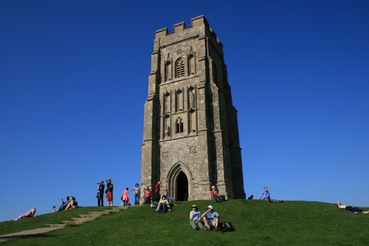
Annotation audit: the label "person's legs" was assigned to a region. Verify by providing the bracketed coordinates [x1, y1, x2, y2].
[135, 194, 139, 205]
[212, 217, 219, 228]
[203, 217, 211, 230]
[197, 221, 206, 230]
[156, 202, 164, 212]
[65, 201, 73, 210]
[190, 220, 198, 230]
[161, 203, 168, 212]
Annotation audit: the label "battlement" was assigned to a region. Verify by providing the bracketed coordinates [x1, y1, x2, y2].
[155, 15, 222, 46]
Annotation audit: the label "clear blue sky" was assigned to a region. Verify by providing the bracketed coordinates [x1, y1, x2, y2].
[1, 0, 368, 221]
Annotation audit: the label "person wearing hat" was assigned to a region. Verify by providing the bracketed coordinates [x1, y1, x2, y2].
[197, 205, 220, 231]
[189, 204, 206, 230]
[97, 180, 105, 206]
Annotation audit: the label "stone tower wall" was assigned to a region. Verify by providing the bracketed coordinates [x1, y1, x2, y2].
[141, 15, 245, 200]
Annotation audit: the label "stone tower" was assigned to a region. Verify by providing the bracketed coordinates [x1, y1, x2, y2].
[141, 16, 245, 201]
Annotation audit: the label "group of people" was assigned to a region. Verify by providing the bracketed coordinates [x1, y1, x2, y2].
[96, 178, 114, 207]
[13, 184, 369, 223]
[59, 196, 79, 211]
[189, 204, 220, 231]
[15, 195, 79, 220]
[96, 180, 223, 210]
[257, 187, 369, 215]
[96, 178, 160, 207]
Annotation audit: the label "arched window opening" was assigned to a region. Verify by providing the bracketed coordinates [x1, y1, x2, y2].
[175, 58, 185, 78]
[176, 118, 183, 133]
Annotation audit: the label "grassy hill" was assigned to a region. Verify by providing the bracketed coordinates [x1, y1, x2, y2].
[1, 200, 369, 245]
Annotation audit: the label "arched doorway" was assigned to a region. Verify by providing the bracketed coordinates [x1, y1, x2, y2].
[176, 171, 188, 201]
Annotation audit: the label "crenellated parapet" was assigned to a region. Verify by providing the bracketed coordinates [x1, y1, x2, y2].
[154, 15, 223, 49]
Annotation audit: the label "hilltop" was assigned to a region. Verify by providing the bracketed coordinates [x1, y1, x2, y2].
[0, 200, 368, 245]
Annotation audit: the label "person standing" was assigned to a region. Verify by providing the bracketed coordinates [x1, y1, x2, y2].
[121, 187, 130, 206]
[140, 182, 147, 205]
[97, 180, 105, 206]
[154, 181, 161, 202]
[105, 178, 114, 206]
[132, 183, 140, 205]
[144, 187, 152, 204]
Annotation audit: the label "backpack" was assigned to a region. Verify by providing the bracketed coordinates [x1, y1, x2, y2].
[220, 221, 235, 232]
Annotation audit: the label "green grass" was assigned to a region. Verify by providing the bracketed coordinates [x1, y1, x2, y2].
[1, 200, 369, 245]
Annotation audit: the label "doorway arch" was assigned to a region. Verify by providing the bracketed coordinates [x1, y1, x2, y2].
[167, 163, 192, 201]
[176, 171, 188, 201]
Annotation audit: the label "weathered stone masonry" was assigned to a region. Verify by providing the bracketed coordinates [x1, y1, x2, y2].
[141, 15, 245, 201]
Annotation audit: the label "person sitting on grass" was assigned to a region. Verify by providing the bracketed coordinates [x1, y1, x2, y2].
[258, 187, 283, 203]
[59, 196, 69, 211]
[208, 186, 220, 202]
[258, 187, 271, 201]
[164, 190, 176, 206]
[64, 196, 78, 210]
[197, 205, 220, 231]
[155, 195, 171, 213]
[337, 201, 369, 214]
[189, 204, 206, 230]
[15, 208, 36, 220]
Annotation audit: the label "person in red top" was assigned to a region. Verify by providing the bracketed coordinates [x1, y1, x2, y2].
[208, 186, 219, 201]
[154, 181, 161, 202]
[144, 187, 152, 204]
[105, 178, 114, 206]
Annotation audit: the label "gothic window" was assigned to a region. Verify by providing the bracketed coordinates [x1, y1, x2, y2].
[176, 118, 184, 133]
[175, 58, 185, 78]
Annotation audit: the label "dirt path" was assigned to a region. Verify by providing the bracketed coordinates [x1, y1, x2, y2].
[0, 207, 126, 243]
